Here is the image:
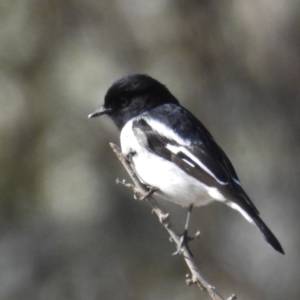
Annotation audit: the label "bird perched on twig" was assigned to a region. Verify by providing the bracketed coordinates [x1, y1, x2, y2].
[89, 74, 284, 255]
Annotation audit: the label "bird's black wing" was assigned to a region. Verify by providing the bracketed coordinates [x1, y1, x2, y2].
[132, 114, 259, 214]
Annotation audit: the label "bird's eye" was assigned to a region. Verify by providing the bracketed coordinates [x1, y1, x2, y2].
[119, 97, 129, 107]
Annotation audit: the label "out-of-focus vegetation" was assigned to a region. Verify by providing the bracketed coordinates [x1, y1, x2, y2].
[0, 1, 299, 299]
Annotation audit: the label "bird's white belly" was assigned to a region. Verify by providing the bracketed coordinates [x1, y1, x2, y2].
[120, 120, 214, 207]
[132, 152, 214, 207]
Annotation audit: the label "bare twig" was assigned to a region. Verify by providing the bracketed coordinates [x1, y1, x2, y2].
[110, 143, 236, 300]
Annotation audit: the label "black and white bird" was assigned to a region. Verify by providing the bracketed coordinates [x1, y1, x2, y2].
[89, 74, 284, 254]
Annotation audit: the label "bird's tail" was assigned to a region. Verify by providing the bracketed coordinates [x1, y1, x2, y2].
[251, 213, 284, 254]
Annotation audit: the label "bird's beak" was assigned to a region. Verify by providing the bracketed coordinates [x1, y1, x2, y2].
[88, 106, 112, 118]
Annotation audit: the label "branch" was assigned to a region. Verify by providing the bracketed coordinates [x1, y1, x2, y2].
[110, 143, 236, 300]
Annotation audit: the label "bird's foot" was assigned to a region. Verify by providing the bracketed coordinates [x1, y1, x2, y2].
[135, 185, 158, 200]
[125, 150, 136, 163]
[172, 230, 200, 256]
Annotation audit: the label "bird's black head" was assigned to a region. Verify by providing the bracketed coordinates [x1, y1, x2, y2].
[88, 74, 179, 130]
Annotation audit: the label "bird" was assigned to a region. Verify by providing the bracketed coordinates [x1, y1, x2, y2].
[88, 74, 284, 255]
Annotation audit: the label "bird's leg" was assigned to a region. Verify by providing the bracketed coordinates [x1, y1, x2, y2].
[173, 204, 194, 255]
[138, 185, 158, 200]
[184, 204, 193, 238]
[125, 150, 136, 163]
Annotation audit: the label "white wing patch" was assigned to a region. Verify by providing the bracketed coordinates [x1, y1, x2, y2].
[142, 116, 191, 146]
[233, 178, 241, 185]
[166, 144, 228, 185]
[182, 158, 195, 167]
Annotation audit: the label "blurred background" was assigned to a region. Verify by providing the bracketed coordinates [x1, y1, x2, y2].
[1, 1, 299, 299]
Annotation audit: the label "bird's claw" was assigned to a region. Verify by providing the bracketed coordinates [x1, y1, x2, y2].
[172, 230, 200, 256]
[173, 230, 193, 256]
[140, 186, 158, 200]
[125, 150, 136, 163]
[134, 186, 158, 200]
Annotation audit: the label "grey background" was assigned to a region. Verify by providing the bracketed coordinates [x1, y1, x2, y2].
[1, 1, 299, 299]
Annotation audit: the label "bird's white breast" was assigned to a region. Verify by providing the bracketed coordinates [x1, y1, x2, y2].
[120, 119, 217, 207]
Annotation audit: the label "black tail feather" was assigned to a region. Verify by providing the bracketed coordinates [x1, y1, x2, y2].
[252, 214, 284, 254]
